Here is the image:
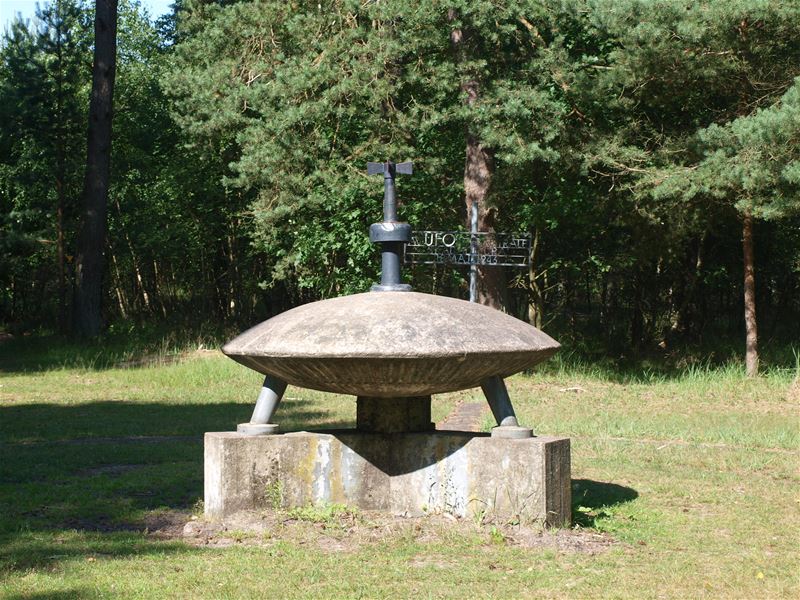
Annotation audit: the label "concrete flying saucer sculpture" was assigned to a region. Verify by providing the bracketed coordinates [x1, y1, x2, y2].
[223, 291, 559, 397]
[222, 160, 560, 438]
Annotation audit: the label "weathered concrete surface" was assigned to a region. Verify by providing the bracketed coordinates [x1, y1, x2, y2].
[205, 431, 571, 526]
[222, 292, 560, 397]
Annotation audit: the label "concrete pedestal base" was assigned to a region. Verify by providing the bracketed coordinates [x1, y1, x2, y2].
[205, 431, 571, 526]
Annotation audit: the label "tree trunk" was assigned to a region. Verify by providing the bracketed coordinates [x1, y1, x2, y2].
[669, 232, 706, 342]
[153, 260, 168, 317]
[55, 15, 67, 334]
[469, 150, 506, 309]
[527, 228, 544, 327]
[448, 9, 505, 310]
[73, 0, 117, 337]
[742, 211, 759, 377]
[226, 228, 238, 318]
[113, 197, 151, 312]
[108, 244, 128, 319]
[56, 173, 67, 333]
[630, 273, 644, 350]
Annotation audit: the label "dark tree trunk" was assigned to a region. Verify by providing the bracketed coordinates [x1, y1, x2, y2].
[527, 228, 544, 327]
[742, 211, 759, 377]
[631, 273, 644, 350]
[55, 16, 67, 334]
[467, 144, 506, 309]
[448, 9, 505, 310]
[669, 232, 706, 342]
[74, 0, 117, 337]
[56, 172, 66, 332]
[108, 241, 128, 319]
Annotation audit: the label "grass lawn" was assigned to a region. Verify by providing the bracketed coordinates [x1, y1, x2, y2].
[0, 336, 798, 599]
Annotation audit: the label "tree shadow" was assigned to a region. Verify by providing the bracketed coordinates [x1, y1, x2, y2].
[0, 399, 350, 444]
[3, 589, 96, 600]
[0, 531, 193, 575]
[0, 399, 354, 572]
[571, 478, 638, 528]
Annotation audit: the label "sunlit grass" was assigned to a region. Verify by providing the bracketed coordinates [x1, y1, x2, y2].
[1, 340, 798, 598]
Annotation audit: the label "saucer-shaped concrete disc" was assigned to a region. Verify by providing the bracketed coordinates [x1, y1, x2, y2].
[222, 292, 559, 398]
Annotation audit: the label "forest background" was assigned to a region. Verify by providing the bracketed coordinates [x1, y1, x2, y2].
[1, 0, 799, 373]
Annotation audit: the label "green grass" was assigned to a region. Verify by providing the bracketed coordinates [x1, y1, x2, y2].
[1, 337, 798, 599]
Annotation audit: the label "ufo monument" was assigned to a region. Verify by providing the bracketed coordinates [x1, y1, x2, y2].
[204, 161, 571, 525]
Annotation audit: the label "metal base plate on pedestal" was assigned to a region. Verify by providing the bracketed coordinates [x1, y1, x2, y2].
[370, 283, 412, 292]
[490, 425, 533, 439]
[237, 423, 279, 436]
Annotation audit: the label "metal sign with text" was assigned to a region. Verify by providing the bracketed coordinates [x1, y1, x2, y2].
[405, 231, 531, 267]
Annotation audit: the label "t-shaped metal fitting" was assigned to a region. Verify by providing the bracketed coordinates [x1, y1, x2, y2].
[367, 161, 413, 292]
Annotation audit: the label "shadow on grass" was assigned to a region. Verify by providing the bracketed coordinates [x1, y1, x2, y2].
[571, 478, 638, 528]
[0, 531, 193, 575]
[0, 400, 351, 444]
[4, 589, 96, 600]
[0, 399, 354, 573]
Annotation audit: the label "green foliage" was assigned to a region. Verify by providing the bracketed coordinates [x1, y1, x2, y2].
[695, 78, 799, 219]
[489, 525, 506, 545]
[0, 0, 91, 326]
[165, 0, 576, 296]
[264, 480, 284, 511]
[287, 502, 357, 525]
[1, 0, 799, 361]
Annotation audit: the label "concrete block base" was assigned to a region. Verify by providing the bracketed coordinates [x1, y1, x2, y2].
[204, 430, 571, 526]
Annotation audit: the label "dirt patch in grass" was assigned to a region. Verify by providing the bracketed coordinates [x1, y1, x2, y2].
[144, 510, 195, 538]
[437, 401, 487, 432]
[167, 509, 617, 555]
[53, 510, 193, 536]
[788, 378, 800, 403]
[505, 527, 615, 554]
[177, 509, 362, 550]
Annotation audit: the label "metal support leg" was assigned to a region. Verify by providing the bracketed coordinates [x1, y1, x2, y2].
[480, 376, 533, 439]
[237, 375, 288, 435]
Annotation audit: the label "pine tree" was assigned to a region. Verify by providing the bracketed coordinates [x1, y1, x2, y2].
[0, 1, 90, 328]
[692, 80, 800, 376]
[167, 0, 572, 306]
[74, 0, 118, 337]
